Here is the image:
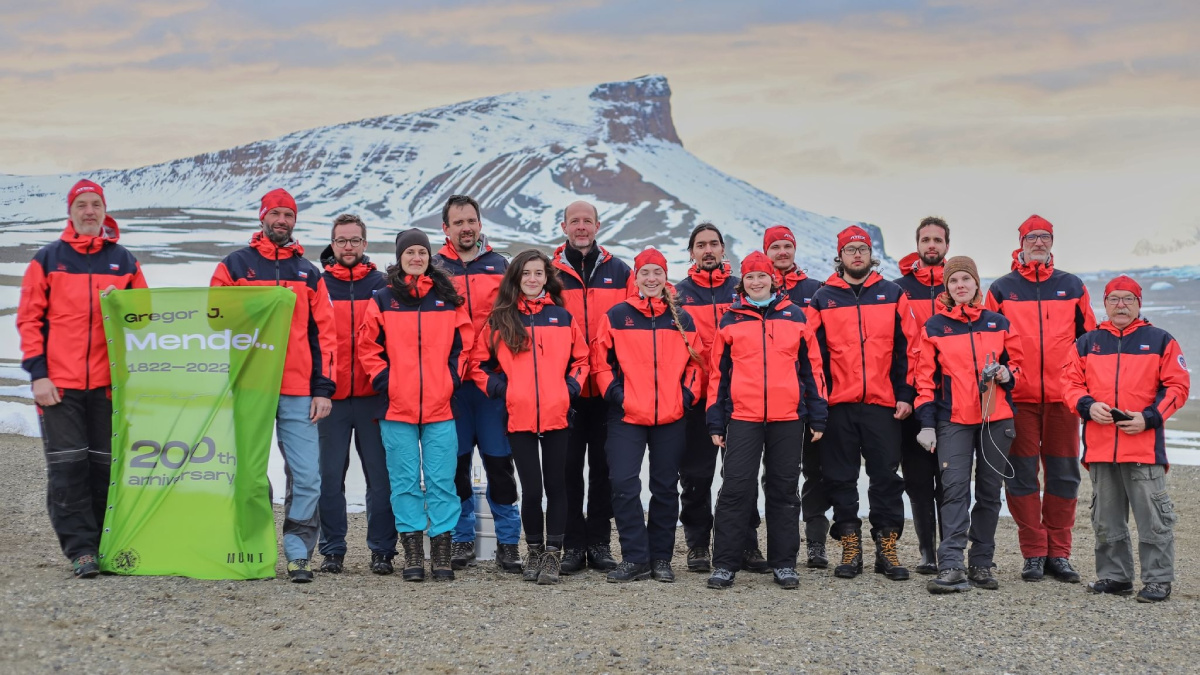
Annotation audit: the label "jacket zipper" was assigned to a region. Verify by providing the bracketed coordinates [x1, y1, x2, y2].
[417, 301, 424, 425]
[530, 314, 542, 433]
[650, 301, 659, 425]
[1035, 266, 1045, 405]
[274, 248, 281, 285]
[967, 315, 981, 422]
[854, 291, 867, 402]
[760, 310, 769, 424]
[85, 249, 94, 390]
[1112, 330, 1123, 462]
[349, 274, 356, 399]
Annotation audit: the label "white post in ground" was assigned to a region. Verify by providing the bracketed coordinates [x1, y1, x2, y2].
[472, 453, 497, 560]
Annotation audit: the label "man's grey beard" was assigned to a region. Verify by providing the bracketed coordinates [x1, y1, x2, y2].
[265, 228, 292, 246]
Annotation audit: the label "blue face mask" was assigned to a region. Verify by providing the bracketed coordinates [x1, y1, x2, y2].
[746, 293, 775, 308]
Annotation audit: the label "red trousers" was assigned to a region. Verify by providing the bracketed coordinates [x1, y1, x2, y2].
[1005, 402, 1082, 558]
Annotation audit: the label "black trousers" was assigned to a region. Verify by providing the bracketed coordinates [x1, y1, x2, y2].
[510, 429, 569, 548]
[713, 420, 804, 571]
[800, 431, 830, 545]
[900, 415, 941, 560]
[39, 388, 112, 560]
[821, 403, 906, 538]
[317, 395, 397, 556]
[606, 416, 685, 564]
[681, 404, 763, 550]
[564, 396, 613, 549]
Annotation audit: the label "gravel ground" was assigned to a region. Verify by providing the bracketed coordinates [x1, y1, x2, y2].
[1, 432, 1197, 674]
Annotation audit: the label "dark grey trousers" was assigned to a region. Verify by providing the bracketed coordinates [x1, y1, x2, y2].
[935, 419, 1014, 571]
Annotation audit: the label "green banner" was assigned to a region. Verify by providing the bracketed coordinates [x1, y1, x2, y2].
[98, 287, 295, 579]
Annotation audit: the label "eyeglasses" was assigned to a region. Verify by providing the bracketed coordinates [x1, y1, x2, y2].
[1023, 233, 1053, 243]
[1104, 295, 1138, 306]
[333, 237, 365, 247]
[842, 245, 870, 256]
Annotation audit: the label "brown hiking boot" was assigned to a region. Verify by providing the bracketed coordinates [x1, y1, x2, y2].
[430, 532, 454, 581]
[537, 548, 562, 585]
[873, 529, 910, 581]
[400, 532, 425, 582]
[523, 542, 545, 582]
[834, 529, 863, 578]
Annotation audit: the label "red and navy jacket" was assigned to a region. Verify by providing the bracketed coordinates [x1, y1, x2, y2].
[914, 302, 1023, 427]
[675, 262, 739, 394]
[472, 294, 589, 434]
[320, 246, 387, 400]
[893, 254, 945, 331]
[985, 251, 1096, 405]
[707, 294, 827, 434]
[1063, 318, 1190, 466]
[806, 271, 917, 407]
[778, 265, 823, 309]
[357, 279, 473, 424]
[592, 294, 703, 426]
[433, 240, 507, 343]
[211, 232, 338, 398]
[551, 243, 632, 397]
[18, 218, 147, 390]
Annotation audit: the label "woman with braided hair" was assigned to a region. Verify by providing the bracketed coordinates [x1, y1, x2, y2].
[592, 248, 704, 583]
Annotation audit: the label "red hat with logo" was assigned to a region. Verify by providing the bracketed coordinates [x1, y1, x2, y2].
[68, 180, 105, 211]
[763, 225, 796, 251]
[740, 251, 776, 279]
[634, 248, 668, 276]
[260, 188, 298, 220]
[1103, 275, 1142, 304]
[836, 225, 872, 252]
[1018, 215, 1053, 242]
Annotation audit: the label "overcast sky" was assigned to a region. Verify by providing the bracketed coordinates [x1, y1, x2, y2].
[2, 0, 1197, 275]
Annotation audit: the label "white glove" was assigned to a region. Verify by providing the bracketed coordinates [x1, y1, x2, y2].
[917, 428, 937, 453]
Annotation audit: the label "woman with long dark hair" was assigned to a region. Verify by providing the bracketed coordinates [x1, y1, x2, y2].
[592, 248, 704, 583]
[472, 249, 589, 585]
[358, 228, 472, 583]
[705, 251, 827, 590]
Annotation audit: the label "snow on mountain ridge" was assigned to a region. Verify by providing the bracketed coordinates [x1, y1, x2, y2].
[0, 74, 892, 277]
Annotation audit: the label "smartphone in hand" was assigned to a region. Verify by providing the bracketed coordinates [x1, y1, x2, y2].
[1109, 408, 1133, 423]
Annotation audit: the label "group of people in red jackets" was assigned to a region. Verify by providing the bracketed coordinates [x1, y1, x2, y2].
[20, 182, 1188, 603]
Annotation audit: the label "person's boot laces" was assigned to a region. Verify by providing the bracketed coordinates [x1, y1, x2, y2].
[881, 532, 901, 567]
[841, 532, 861, 565]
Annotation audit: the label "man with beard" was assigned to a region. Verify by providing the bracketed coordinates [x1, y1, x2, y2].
[806, 226, 916, 582]
[892, 217, 949, 575]
[675, 223, 766, 573]
[315, 214, 396, 576]
[432, 195, 523, 573]
[550, 200, 631, 573]
[211, 189, 337, 582]
[763, 225, 828, 567]
[986, 215, 1096, 583]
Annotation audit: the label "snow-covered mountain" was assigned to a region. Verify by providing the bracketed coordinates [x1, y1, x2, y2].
[0, 75, 892, 276]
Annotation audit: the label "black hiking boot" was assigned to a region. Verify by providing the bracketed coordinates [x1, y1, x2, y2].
[806, 541, 828, 569]
[873, 529, 910, 581]
[651, 559, 675, 583]
[430, 532, 454, 581]
[370, 552, 394, 575]
[773, 567, 800, 590]
[834, 530, 863, 579]
[1021, 556, 1046, 582]
[496, 543, 522, 574]
[587, 544, 618, 571]
[450, 541, 476, 570]
[400, 532, 425, 582]
[927, 568, 971, 594]
[1136, 582, 1171, 603]
[319, 554, 344, 574]
[1046, 557, 1080, 583]
[72, 554, 100, 579]
[743, 547, 769, 573]
[967, 565, 999, 590]
[707, 568, 735, 589]
[1087, 579, 1134, 596]
[560, 548, 587, 575]
[686, 546, 711, 573]
[606, 561, 651, 583]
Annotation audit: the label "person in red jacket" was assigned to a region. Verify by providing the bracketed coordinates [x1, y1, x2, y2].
[315, 214, 395, 576]
[892, 216, 949, 575]
[358, 228, 472, 582]
[1063, 276, 1189, 603]
[551, 200, 631, 573]
[913, 256, 1023, 594]
[806, 225, 916, 582]
[675, 223, 760, 573]
[472, 250, 589, 585]
[18, 179, 147, 579]
[432, 195, 521, 573]
[985, 215, 1097, 583]
[705, 251, 827, 590]
[764, 224, 828, 567]
[592, 248, 703, 583]
[211, 188, 338, 582]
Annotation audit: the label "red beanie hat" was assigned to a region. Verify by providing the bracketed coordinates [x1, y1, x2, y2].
[260, 188, 298, 220]
[763, 225, 796, 251]
[68, 179, 105, 211]
[1018, 215, 1053, 242]
[740, 251, 775, 278]
[836, 225, 872, 252]
[1103, 275, 1142, 304]
[634, 248, 668, 276]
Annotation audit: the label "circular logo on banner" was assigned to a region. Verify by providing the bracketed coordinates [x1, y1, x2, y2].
[112, 548, 141, 573]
